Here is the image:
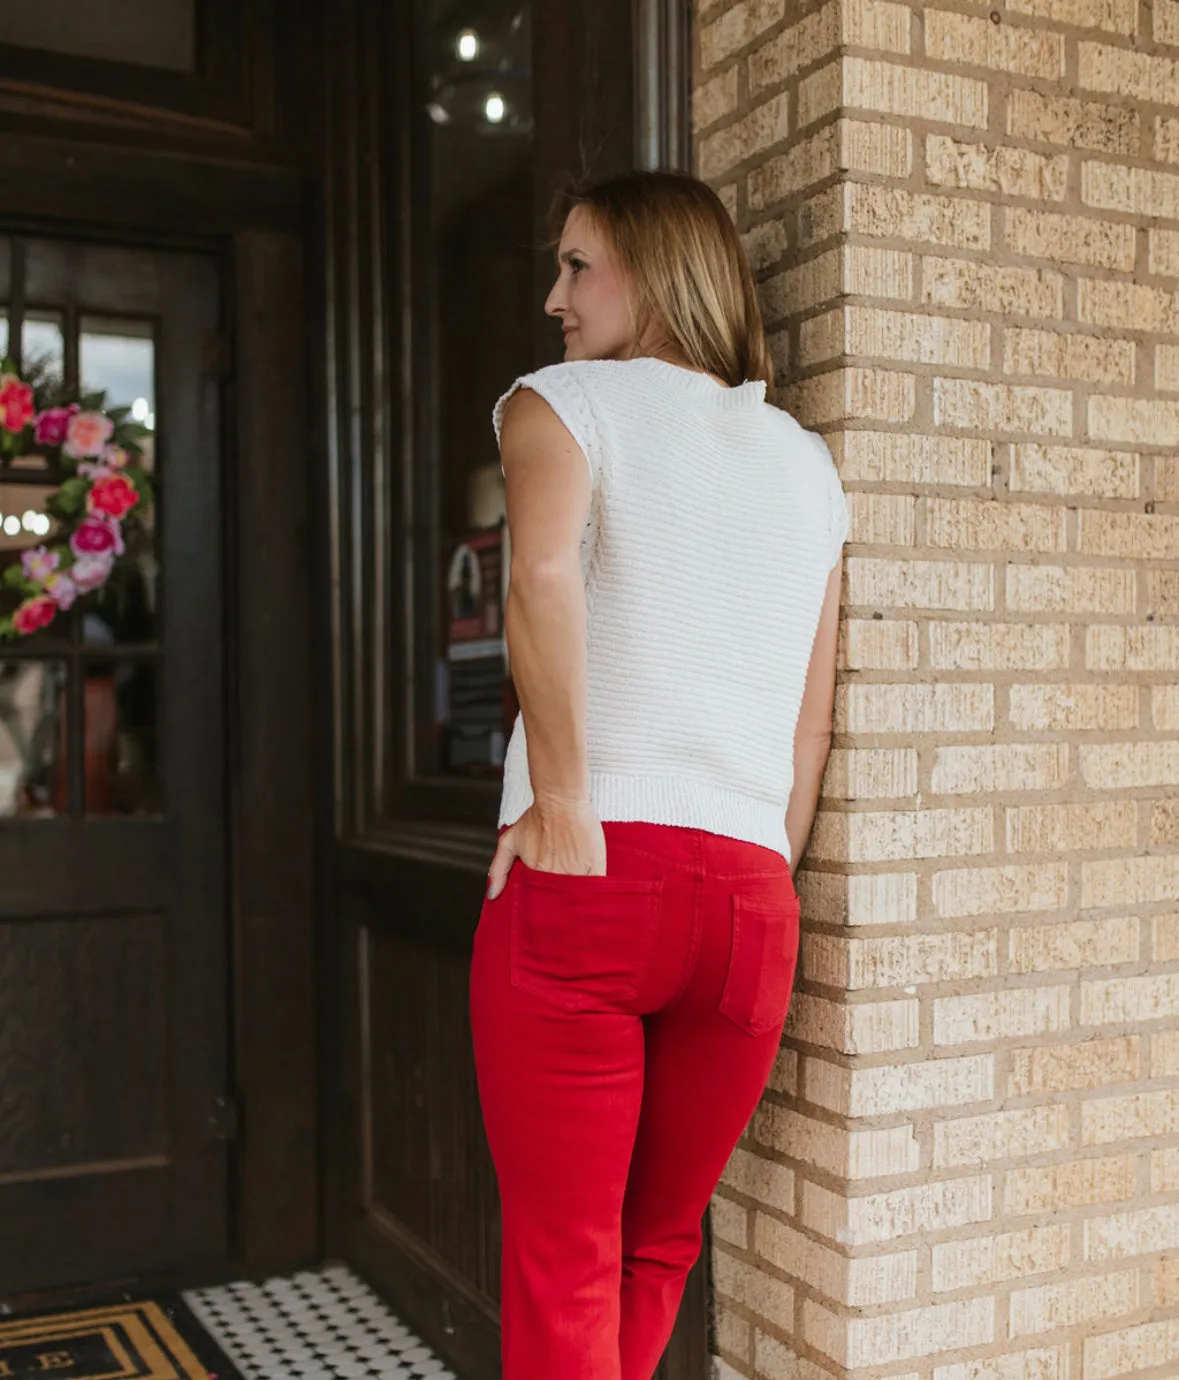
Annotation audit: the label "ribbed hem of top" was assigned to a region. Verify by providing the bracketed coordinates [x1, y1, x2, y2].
[499, 771, 790, 863]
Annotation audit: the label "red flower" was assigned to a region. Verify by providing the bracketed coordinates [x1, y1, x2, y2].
[71, 515, 124, 559]
[12, 594, 58, 635]
[87, 473, 140, 521]
[0, 375, 35, 434]
[34, 406, 76, 446]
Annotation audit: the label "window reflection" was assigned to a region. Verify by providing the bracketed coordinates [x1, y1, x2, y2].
[80, 317, 156, 472]
[418, 2, 533, 780]
[22, 311, 65, 397]
[0, 659, 65, 816]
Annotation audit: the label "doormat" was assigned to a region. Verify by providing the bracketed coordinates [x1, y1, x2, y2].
[0, 1295, 242, 1380]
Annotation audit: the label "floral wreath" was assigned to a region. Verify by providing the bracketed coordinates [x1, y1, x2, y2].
[0, 357, 153, 641]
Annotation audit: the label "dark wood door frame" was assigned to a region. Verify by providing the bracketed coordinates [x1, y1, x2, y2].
[0, 138, 320, 1281]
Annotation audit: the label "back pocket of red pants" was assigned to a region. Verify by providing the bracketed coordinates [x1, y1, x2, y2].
[509, 867, 663, 1013]
[719, 893, 799, 1037]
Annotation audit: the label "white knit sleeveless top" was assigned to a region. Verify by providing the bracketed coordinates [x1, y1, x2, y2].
[492, 357, 848, 862]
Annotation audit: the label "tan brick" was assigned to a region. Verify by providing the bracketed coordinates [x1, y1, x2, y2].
[1081, 971, 1179, 1026]
[927, 498, 1067, 552]
[1079, 279, 1179, 333]
[693, 65, 740, 131]
[748, 3, 838, 91]
[840, 618, 920, 671]
[755, 1214, 918, 1307]
[713, 1248, 795, 1323]
[1155, 799, 1179, 846]
[1084, 1201, 1179, 1260]
[804, 1294, 994, 1368]
[1007, 89, 1139, 155]
[808, 1053, 994, 1117]
[803, 305, 990, 368]
[718, 183, 738, 220]
[763, 244, 914, 317]
[934, 1105, 1070, 1170]
[700, 92, 791, 179]
[1080, 743, 1179, 791]
[1006, 565, 1135, 615]
[1153, 912, 1179, 961]
[1079, 41, 1179, 103]
[1153, 1147, 1179, 1194]
[1153, 1028, 1179, 1076]
[923, 256, 1064, 318]
[846, 557, 993, 611]
[1148, 571, 1179, 618]
[930, 622, 1070, 672]
[1009, 683, 1138, 731]
[803, 928, 999, 989]
[700, 0, 785, 69]
[932, 742, 1069, 795]
[838, 682, 995, 734]
[1081, 514, 1179, 567]
[810, 806, 994, 864]
[1007, 207, 1136, 272]
[797, 58, 844, 129]
[1083, 160, 1179, 222]
[1010, 444, 1140, 499]
[1009, 1270, 1138, 1337]
[1084, 1318, 1179, 1380]
[934, 863, 1069, 918]
[720, 1146, 795, 1213]
[742, 220, 789, 275]
[755, 1102, 920, 1179]
[934, 378, 1073, 437]
[935, 1349, 1066, 1380]
[1010, 916, 1140, 973]
[1006, 1155, 1139, 1215]
[801, 1175, 992, 1247]
[823, 746, 918, 798]
[1088, 626, 1179, 673]
[748, 125, 838, 209]
[842, 0, 913, 53]
[1159, 0, 1179, 43]
[934, 986, 1070, 1046]
[832, 430, 990, 486]
[1004, 330, 1135, 386]
[786, 991, 920, 1053]
[1008, 0, 1138, 33]
[1009, 1037, 1139, 1097]
[932, 1224, 1070, 1294]
[849, 184, 991, 250]
[926, 10, 1064, 79]
[751, 1335, 851, 1380]
[838, 117, 913, 178]
[1090, 396, 1179, 448]
[1090, 848, 1179, 909]
[1158, 115, 1179, 165]
[1157, 453, 1179, 499]
[1156, 1257, 1179, 1305]
[767, 1046, 798, 1097]
[926, 134, 1067, 200]
[1155, 685, 1179, 730]
[713, 1309, 750, 1368]
[796, 869, 919, 928]
[839, 56, 989, 127]
[711, 1193, 749, 1249]
[1084, 1089, 1179, 1145]
[783, 367, 915, 425]
[1006, 801, 1138, 855]
[1157, 343, 1179, 393]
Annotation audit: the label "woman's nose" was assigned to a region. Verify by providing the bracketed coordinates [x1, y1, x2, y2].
[544, 280, 565, 318]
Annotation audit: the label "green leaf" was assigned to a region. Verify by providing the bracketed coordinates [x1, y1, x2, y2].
[0, 616, 16, 642]
[78, 391, 106, 411]
[2, 565, 35, 594]
[53, 477, 88, 517]
[107, 405, 132, 422]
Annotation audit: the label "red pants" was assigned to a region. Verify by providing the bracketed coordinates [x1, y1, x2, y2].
[470, 821, 799, 1380]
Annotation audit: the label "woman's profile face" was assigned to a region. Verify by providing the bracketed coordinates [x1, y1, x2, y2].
[545, 206, 635, 363]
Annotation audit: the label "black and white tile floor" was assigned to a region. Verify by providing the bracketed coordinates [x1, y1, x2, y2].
[184, 1265, 460, 1380]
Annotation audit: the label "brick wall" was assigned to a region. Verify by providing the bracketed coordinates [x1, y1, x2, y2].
[694, 2, 1179, 1377]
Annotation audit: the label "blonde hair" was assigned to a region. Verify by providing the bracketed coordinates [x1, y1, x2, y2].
[551, 171, 774, 390]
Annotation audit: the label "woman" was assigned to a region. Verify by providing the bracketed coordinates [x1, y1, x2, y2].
[469, 170, 847, 1379]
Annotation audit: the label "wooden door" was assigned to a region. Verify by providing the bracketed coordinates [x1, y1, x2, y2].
[0, 235, 227, 1293]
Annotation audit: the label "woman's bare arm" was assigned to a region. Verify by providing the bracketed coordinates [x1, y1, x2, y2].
[785, 561, 842, 873]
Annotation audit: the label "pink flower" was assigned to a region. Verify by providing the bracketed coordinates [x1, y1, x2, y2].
[77, 463, 113, 481]
[71, 515, 124, 559]
[69, 552, 115, 592]
[87, 473, 140, 521]
[101, 444, 129, 469]
[43, 572, 77, 610]
[34, 406, 77, 447]
[63, 410, 114, 459]
[0, 375, 35, 434]
[20, 545, 59, 584]
[12, 594, 57, 635]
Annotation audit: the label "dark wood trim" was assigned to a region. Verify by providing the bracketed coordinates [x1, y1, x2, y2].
[229, 230, 319, 1271]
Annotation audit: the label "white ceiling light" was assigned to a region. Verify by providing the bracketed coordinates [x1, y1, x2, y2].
[456, 29, 479, 61]
[21, 510, 38, 531]
[485, 93, 505, 123]
[132, 396, 150, 422]
[3, 516, 20, 536]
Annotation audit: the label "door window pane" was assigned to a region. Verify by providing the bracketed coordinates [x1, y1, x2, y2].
[414, 2, 533, 781]
[0, 1, 196, 72]
[22, 311, 65, 398]
[80, 317, 156, 472]
[0, 659, 65, 816]
[83, 661, 161, 815]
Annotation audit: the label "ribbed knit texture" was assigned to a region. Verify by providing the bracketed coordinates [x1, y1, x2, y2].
[492, 357, 848, 861]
